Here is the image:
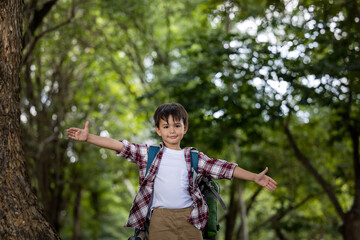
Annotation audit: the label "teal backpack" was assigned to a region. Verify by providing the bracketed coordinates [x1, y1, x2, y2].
[137, 146, 227, 239]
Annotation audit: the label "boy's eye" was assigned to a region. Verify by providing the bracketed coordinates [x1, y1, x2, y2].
[163, 126, 169, 129]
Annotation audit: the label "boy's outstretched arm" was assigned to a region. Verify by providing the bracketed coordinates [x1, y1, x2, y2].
[67, 121, 124, 152]
[233, 167, 277, 191]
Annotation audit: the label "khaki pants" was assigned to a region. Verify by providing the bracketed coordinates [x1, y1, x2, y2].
[149, 207, 203, 240]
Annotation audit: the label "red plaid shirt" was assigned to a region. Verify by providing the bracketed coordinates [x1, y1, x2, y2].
[117, 140, 237, 230]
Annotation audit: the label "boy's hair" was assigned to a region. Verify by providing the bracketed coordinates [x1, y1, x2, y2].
[154, 103, 188, 128]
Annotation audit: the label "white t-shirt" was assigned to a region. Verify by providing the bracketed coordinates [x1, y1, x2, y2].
[151, 147, 193, 209]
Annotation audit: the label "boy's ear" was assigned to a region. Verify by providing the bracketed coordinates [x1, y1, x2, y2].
[184, 125, 188, 134]
[155, 127, 161, 136]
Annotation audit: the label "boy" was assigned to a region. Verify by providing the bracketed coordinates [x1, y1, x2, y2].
[67, 103, 277, 240]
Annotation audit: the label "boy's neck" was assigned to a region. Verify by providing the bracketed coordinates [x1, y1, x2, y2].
[163, 142, 182, 150]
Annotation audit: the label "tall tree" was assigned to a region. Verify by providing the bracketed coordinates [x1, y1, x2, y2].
[0, 1, 60, 239]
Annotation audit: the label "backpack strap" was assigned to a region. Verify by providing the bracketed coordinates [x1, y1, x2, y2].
[202, 177, 227, 210]
[146, 145, 160, 176]
[190, 148, 199, 186]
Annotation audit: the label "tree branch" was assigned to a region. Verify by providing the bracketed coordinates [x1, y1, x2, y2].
[246, 186, 262, 213]
[283, 117, 345, 219]
[22, 0, 75, 66]
[250, 192, 322, 234]
[23, 0, 59, 47]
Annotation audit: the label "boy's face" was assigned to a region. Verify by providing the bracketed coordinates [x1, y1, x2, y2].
[155, 115, 188, 150]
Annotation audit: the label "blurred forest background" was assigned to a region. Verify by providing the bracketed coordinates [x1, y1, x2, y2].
[17, 0, 359, 239]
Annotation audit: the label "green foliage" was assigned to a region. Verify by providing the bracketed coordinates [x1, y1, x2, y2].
[21, 0, 358, 239]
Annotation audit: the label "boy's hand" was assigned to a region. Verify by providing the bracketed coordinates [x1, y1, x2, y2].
[254, 167, 278, 191]
[67, 121, 89, 142]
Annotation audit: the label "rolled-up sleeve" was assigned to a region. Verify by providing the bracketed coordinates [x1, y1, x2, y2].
[116, 139, 148, 165]
[198, 152, 238, 180]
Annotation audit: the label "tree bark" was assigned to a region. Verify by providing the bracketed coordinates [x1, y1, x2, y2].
[0, 1, 60, 239]
[341, 210, 360, 240]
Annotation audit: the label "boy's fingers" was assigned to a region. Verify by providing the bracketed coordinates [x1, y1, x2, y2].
[269, 186, 276, 191]
[271, 179, 278, 185]
[261, 167, 268, 175]
[85, 121, 89, 130]
[264, 177, 278, 191]
[269, 182, 277, 189]
[258, 168, 267, 178]
[266, 183, 276, 191]
[268, 177, 277, 185]
[67, 129, 78, 135]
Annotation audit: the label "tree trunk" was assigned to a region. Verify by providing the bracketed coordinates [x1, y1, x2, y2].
[0, 1, 60, 239]
[341, 210, 360, 240]
[224, 180, 239, 240]
[236, 182, 249, 240]
[71, 186, 83, 240]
